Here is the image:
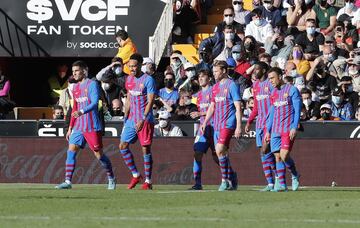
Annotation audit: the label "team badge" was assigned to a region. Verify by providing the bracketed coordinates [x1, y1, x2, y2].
[264, 87, 269, 92]
[284, 93, 288, 98]
[140, 83, 144, 89]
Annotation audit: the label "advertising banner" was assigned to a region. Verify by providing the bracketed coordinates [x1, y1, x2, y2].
[0, 0, 165, 57]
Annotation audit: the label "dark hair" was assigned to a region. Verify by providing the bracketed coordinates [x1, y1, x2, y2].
[53, 105, 63, 112]
[164, 71, 175, 79]
[111, 57, 123, 64]
[300, 88, 312, 95]
[198, 69, 211, 77]
[267, 67, 283, 76]
[129, 53, 143, 65]
[72, 60, 88, 70]
[256, 61, 270, 72]
[115, 30, 128, 40]
[213, 60, 228, 72]
[223, 6, 234, 13]
[306, 18, 316, 24]
[259, 53, 271, 61]
[224, 24, 235, 31]
[172, 50, 182, 55]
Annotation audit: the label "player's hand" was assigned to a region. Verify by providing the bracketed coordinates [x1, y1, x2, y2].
[66, 129, 71, 141]
[265, 132, 271, 142]
[72, 111, 83, 118]
[190, 111, 200, 119]
[245, 123, 251, 134]
[290, 129, 297, 140]
[234, 127, 242, 139]
[200, 123, 206, 134]
[136, 119, 145, 132]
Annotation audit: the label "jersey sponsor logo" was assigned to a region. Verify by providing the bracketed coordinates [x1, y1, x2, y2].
[75, 97, 88, 103]
[274, 100, 288, 107]
[199, 103, 210, 108]
[129, 90, 143, 96]
[215, 96, 226, 102]
[256, 94, 269, 100]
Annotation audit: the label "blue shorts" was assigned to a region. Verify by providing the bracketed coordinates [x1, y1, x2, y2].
[193, 125, 214, 153]
[213, 128, 234, 147]
[270, 132, 293, 153]
[120, 120, 154, 146]
[69, 130, 103, 151]
[256, 128, 265, 148]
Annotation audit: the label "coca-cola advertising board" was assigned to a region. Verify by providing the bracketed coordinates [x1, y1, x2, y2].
[0, 0, 165, 57]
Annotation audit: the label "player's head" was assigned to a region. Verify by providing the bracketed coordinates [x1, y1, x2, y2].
[267, 67, 283, 88]
[253, 61, 269, 80]
[72, 60, 88, 81]
[128, 53, 143, 77]
[212, 60, 228, 81]
[198, 69, 211, 87]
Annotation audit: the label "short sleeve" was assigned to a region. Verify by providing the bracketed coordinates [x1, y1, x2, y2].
[145, 76, 156, 95]
[230, 82, 241, 102]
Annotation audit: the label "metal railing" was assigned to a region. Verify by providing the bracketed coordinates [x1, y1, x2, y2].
[0, 8, 50, 57]
[148, 1, 173, 65]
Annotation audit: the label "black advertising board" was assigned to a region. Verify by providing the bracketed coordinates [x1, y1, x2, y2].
[0, 0, 165, 57]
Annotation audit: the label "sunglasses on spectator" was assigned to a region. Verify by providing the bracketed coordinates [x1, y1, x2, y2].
[233, 1, 242, 4]
[224, 14, 233, 17]
[263, 1, 272, 3]
[164, 78, 173, 81]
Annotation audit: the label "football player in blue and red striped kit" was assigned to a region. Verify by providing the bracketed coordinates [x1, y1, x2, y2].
[201, 61, 242, 191]
[119, 53, 156, 190]
[265, 67, 301, 192]
[56, 60, 116, 190]
[245, 62, 277, 191]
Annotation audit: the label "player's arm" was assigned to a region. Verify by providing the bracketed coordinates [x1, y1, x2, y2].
[144, 77, 157, 120]
[67, 97, 77, 140]
[124, 92, 130, 121]
[266, 105, 274, 134]
[202, 102, 215, 127]
[290, 87, 302, 140]
[234, 100, 243, 138]
[79, 82, 100, 115]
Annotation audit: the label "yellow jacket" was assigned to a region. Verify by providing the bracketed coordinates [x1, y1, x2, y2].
[116, 38, 137, 74]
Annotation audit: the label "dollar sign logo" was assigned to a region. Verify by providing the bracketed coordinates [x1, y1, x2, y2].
[26, 0, 53, 24]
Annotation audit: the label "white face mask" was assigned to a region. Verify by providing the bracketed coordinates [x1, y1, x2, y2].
[233, 4, 242, 11]
[224, 16, 234, 25]
[184, 99, 192, 105]
[224, 33, 235, 40]
[114, 66, 122, 75]
[290, 69, 297, 78]
[232, 53, 241, 61]
[345, 2, 354, 10]
[349, 68, 359, 76]
[186, 70, 196, 78]
[254, 19, 262, 26]
[305, 0, 312, 4]
[141, 65, 147, 73]
[159, 120, 168, 128]
[303, 99, 312, 107]
[101, 83, 111, 91]
[264, 3, 272, 10]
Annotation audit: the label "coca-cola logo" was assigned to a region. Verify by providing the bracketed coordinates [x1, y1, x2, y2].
[350, 126, 360, 138]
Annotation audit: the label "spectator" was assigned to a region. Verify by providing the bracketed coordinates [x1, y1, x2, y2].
[96, 57, 127, 94]
[312, 0, 337, 35]
[318, 103, 340, 120]
[0, 67, 15, 119]
[284, 61, 305, 91]
[48, 64, 69, 104]
[245, 8, 274, 45]
[295, 19, 325, 59]
[290, 44, 311, 76]
[287, 0, 316, 31]
[231, 44, 251, 80]
[355, 106, 360, 121]
[227, 57, 250, 96]
[170, 51, 188, 86]
[243, 96, 254, 119]
[110, 98, 124, 121]
[178, 62, 197, 91]
[337, 0, 358, 19]
[265, 31, 294, 65]
[243, 35, 260, 63]
[154, 110, 183, 136]
[233, 0, 250, 26]
[196, 45, 213, 73]
[115, 30, 137, 75]
[245, 0, 282, 27]
[142, 57, 164, 91]
[306, 55, 337, 103]
[338, 76, 359, 118]
[301, 87, 321, 120]
[330, 87, 353, 120]
[58, 75, 77, 119]
[99, 68, 121, 107]
[52, 105, 64, 120]
[173, 0, 199, 44]
[214, 7, 242, 34]
[158, 72, 179, 113]
[333, 53, 360, 90]
[325, 35, 349, 59]
[173, 89, 198, 120]
[335, 16, 359, 52]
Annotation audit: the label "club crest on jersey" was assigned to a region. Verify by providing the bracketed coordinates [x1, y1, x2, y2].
[264, 87, 269, 92]
[284, 93, 288, 98]
[140, 83, 144, 89]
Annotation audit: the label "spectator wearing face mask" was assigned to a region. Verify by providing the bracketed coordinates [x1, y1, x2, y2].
[245, 8, 274, 45]
[335, 17, 359, 52]
[284, 62, 305, 92]
[142, 57, 164, 91]
[231, 44, 251, 80]
[242, 96, 254, 120]
[333, 54, 360, 90]
[178, 62, 197, 91]
[312, 0, 337, 35]
[339, 76, 359, 118]
[287, 0, 316, 32]
[242, 35, 260, 64]
[245, 0, 282, 28]
[330, 87, 354, 120]
[337, 0, 358, 19]
[170, 51, 188, 85]
[99, 68, 122, 109]
[324, 35, 349, 59]
[52, 105, 64, 120]
[318, 103, 340, 120]
[290, 45, 311, 76]
[301, 88, 321, 120]
[214, 7, 242, 34]
[96, 57, 127, 91]
[173, 0, 200, 44]
[173, 89, 198, 120]
[232, 0, 250, 26]
[154, 110, 183, 137]
[226, 57, 250, 97]
[196, 46, 213, 73]
[115, 30, 137, 74]
[158, 72, 179, 113]
[265, 32, 294, 65]
[110, 98, 124, 121]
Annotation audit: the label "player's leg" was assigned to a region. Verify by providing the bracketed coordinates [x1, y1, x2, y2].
[257, 128, 275, 191]
[270, 134, 287, 192]
[280, 134, 299, 191]
[119, 120, 141, 189]
[86, 131, 116, 190]
[138, 120, 155, 190]
[55, 131, 84, 189]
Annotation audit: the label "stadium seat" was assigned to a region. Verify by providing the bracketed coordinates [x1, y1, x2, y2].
[13, 107, 53, 120]
[172, 44, 200, 64]
[194, 33, 214, 47]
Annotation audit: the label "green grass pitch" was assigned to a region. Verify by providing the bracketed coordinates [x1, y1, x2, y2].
[0, 184, 360, 228]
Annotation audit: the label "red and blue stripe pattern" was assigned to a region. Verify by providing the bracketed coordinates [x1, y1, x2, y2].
[194, 86, 212, 125]
[70, 79, 102, 132]
[211, 79, 241, 131]
[267, 84, 302, 134]
[158, 88, 179, 106]
[126, 74, 156, 123]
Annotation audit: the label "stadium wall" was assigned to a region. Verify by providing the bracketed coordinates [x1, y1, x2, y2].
[0, 138, 359, 187]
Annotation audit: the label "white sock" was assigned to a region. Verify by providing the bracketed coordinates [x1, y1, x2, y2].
[65, 180, 71, 184]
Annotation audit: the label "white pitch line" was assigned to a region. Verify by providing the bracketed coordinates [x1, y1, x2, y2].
[156, 190, 217, 194]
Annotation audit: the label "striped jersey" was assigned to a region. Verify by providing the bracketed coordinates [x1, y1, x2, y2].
[247, 79, 273, 130]
[158, 88, 179, 106]
[211, 78, 241, 131]
[193, 86, 212, 125]
[125, 73, 156, 123]
[70, 78, 102, 132]
[266, 84, 302, 134]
